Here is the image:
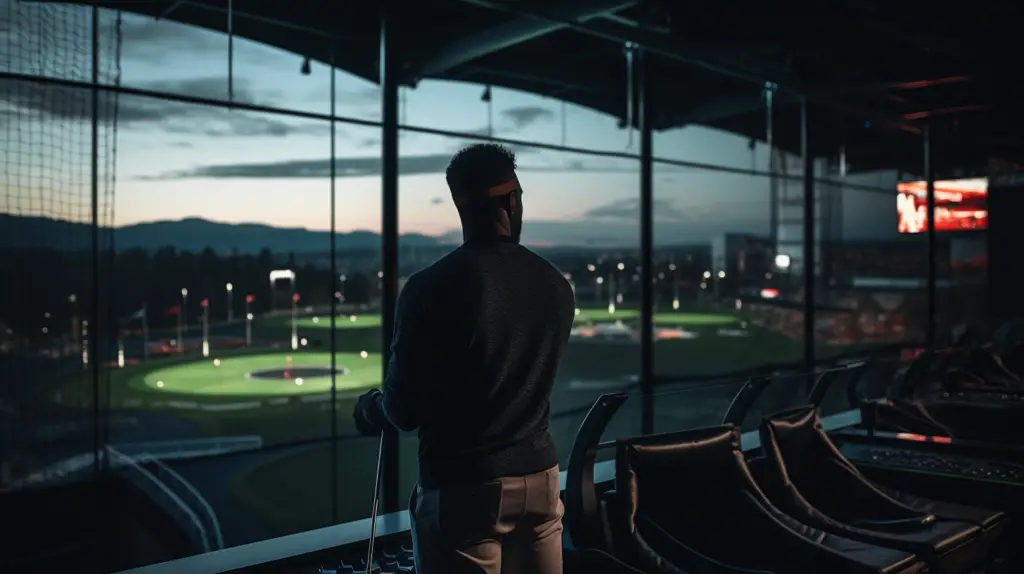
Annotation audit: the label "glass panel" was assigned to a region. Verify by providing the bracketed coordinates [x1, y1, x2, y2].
[1, 0, 120, 83]
[404, 80, 644, 155]
[107, 10, 336, 115]
[812, 114, 929, 357]
[99, 90, 382, 565]
[651, 159, 804, 378]
[396, 130, 641, 507]
[652, 380, 747, 434]
[0, 74, 109, 566]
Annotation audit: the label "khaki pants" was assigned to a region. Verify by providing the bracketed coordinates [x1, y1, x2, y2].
[409, 466, 564, 574]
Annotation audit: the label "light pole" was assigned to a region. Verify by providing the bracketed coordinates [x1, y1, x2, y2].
[68, 293, 78, 342]
[670, 262, 680, 310]
[179, 288, 188, 354]
[226, 282, 234, 322]
[201, 297, 210, 357]
[245, 294, 254, 346]
[607, 272, 616, 314]
[291, 292, 300, 350]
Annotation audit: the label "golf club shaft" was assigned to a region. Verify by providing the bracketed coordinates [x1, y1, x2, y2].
[365, 430, 386, 574]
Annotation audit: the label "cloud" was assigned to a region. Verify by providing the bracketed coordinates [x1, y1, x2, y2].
[117, 12, 268, 66]
[0, 77, 328, 138]
[501, 106, 554, 130]
[144, 154, 454, 180]
[430, 197, 444, 205]
[583, 197, 689, 223]
[140, 153, 642, 181]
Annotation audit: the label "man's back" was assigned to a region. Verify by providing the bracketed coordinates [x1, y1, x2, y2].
[406, 237, 575, 488]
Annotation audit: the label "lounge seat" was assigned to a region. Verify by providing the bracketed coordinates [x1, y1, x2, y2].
[610, 425, 925, 574]
[759, 406, 1003, 573]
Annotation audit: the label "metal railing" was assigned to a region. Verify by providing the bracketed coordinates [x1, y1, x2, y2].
[105, 445, 213, 554]
[136, 453, 225, 551]
[112, 436, 263, 461]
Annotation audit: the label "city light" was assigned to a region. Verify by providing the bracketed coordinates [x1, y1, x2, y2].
[226, 283, 233, 292]
[775, 254, 791, 269]
[181, 288, 188, 297]
[718, 271, 726, 279]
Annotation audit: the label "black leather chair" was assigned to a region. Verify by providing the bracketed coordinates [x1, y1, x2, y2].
[860, 398, 956, 438]
[758, 406, 1006, 573]
[610, 425, 925, 574]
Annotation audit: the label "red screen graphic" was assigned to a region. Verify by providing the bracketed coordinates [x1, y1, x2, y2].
[897, 178, 987, 233]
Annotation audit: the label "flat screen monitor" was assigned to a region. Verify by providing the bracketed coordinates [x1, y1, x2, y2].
[897, 178, 987, 233]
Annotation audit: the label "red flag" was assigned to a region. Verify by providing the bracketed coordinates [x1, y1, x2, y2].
[292, 293, 300, 303]
[200, 298, 209, 308]
[245, 294, 256, 304]
[164, 304, 181, 316]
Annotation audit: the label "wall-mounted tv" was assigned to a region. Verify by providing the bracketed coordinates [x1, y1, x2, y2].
[897, 178, 987, 233]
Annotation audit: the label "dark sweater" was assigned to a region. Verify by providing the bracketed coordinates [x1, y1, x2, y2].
[378, 236, 576, 488]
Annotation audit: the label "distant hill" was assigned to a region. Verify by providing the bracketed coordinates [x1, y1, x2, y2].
[0, 214, 439, 253]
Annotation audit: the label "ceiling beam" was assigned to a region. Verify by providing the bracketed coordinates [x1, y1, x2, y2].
[458, 0, 921, 134]
[904, 105, 986, 121]
[410, 0, 639, 81]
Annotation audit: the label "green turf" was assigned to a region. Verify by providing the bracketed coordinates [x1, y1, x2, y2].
[574, 307, 639, 323]
[287, 314, 382, 330]
[574, 307, 741, 327]
[137, 351, 382, 397]
[652, 312, 739, 326]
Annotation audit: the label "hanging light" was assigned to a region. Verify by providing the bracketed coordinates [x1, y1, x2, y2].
[300, 56, 311, 76]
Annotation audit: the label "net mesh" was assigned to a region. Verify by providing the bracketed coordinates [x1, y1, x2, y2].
[0, 0, 122, 487]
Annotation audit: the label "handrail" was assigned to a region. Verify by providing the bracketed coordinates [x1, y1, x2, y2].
[105, 446, 211, 554]
[138, 454, 225, 551]
[110, 408, 863, 574]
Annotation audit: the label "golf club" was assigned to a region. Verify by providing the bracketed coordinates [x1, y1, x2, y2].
[365, 430, 386, 574]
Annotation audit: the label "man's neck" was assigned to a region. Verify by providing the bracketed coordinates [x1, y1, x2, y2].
[463, 229, 515, 244]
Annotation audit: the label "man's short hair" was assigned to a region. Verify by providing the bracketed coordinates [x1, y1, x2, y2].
[446, 143, 518, 206]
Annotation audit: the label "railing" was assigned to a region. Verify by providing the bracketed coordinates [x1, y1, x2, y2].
[105, 445, 213, 555]
[112, 407, 863, 574]
[136, 453, 225, 551]
[112, 436, 263, 461]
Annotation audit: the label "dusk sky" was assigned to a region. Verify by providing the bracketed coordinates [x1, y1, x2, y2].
[2, 4, 907, 246]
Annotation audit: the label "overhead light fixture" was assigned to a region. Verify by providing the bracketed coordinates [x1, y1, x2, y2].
[480, 85, 492, 103]
[300, 56, 311, 76]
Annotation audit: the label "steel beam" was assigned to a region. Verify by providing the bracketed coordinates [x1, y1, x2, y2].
[801, 99, 816, 371]
[638, 47, 654, 436]
[379, 3, 401, 516]
[924, 126, 936, 350]
[458, 0, 920, 134]
[412, 0, 639, 80]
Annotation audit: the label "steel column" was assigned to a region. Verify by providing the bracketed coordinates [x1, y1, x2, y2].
[924, 126, 937, 350]
[801, 99, 816, 370]
[379, 5, 401, 515]
[638, 47, 654, 435]
[329, 47, 339, 525]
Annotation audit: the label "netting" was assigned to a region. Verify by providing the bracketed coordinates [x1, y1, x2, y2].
[0, 0, 122, 487]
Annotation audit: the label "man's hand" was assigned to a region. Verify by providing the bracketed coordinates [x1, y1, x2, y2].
[353, 389, 387, 436]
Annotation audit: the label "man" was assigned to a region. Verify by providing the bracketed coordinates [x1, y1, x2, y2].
[354, 143, 576, 574]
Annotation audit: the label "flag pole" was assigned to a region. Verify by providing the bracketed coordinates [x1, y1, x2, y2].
[245, 295, 253, 347]
[202, 299, 210, 357]
[291, 293, 299, 350]
[177, 305, 184, 355]
[142, 305, 150, 361]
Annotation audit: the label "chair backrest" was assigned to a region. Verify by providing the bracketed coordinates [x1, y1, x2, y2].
[616, 425, 743, 522]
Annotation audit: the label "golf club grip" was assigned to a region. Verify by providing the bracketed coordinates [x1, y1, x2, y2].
[365, 431, 386, 574]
